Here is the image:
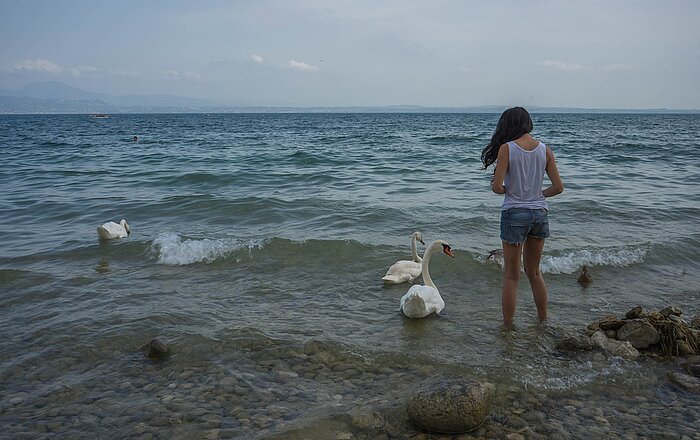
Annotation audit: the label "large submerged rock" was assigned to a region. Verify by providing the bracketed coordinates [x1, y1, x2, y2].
[142, 338, 170, 360]
[406, 379, 491, 434]
[555, 334, 594, 351]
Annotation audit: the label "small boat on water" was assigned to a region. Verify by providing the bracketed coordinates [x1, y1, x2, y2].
[89, 113, 109, 119]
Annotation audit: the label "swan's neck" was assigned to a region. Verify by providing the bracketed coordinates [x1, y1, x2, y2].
[411, 236, 421, 262]
[421, 246, 436, 288]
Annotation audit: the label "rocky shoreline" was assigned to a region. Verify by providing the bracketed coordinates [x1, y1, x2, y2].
[3, 307, 700, 439]
[556, 306, 700, 358]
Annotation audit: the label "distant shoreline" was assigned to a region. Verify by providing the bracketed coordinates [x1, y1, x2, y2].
[3, 82, 698, 115]
[2, 107, 700, 115]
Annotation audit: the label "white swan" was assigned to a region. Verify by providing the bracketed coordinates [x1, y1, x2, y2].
[399, 239, 455, 318]
[382, 231, 425, 284]
[97, 219, 130, 240]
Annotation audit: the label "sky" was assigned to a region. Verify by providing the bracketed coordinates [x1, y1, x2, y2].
[1, 0, 699, 108]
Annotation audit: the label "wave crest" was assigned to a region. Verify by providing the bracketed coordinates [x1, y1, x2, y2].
[151, 232, 259, 266]
[541, 246, 647, 274]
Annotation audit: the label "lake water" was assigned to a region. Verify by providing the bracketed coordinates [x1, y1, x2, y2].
[1, 113, 699, 438]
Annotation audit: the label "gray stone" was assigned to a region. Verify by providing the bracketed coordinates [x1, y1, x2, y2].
[406, 379, 491, 434]
[660, 306, 682, 318]
[668, 314, 683, 324]
[667, 371, 700, 393]
[605, 330, 617, 339]
[676, 340, 695, 356]
[617, 319, 660, 349]
[143, 338, 170, 359]
[591, 331, 640, 360]
[555, 335, 594, 351]
[599, 319, 626, 331]
[625, 306, 643, 319]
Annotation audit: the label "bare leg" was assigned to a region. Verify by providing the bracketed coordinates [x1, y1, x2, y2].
[523, 236, 547, 321]
[501, 241, 522, 325]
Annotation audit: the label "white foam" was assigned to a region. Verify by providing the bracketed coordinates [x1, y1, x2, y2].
[151, 232, 259, 265]
[540, 246, 647, 274]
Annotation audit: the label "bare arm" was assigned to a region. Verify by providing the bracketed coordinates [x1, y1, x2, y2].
[542, 146, 564, 197]
[491, 143, 509, 194]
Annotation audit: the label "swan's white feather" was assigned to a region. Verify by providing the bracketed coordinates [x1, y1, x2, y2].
[97, 219, 130, 240]
[398, 239, 452, 319]
[399, 285, 444, 318]
[382, 260, 421, 284]
[382, 231, 424, 284]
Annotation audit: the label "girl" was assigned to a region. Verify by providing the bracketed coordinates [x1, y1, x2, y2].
[481, 107, 564, 326]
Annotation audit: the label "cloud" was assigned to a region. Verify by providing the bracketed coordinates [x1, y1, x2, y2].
[76, 65, 99, 73]
[538, 60, 593, 71]
[250, 54, 264, 63]
[14, 59, 62, 74]
[158, 70, 202, 80]
[603, 63, 634, 71]
[110, 69, 142, 77]
[288, 59, 318, 72]
[13, 60, 101, 77]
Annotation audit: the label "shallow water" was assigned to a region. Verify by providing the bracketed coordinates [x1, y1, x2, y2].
[1, 113, 699, 439]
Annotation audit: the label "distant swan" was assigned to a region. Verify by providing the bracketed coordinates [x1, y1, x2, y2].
[382, 231, 425, 284]
[97, 219, 130, 240]
[399, 239, 455, 318]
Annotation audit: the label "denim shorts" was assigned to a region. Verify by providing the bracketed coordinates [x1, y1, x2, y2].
[500, 208, 550, 245]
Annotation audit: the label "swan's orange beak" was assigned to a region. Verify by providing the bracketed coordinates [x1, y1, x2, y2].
[443, 244, 455, 258]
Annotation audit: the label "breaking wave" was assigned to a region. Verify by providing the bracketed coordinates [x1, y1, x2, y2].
[150, 232, 261, 266]
[540, 246, 647, 274]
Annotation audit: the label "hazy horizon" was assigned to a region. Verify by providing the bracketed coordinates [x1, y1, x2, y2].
[1, 1, 699, 109]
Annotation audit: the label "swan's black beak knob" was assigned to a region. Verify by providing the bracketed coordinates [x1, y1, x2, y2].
[443, 244, 455, 258]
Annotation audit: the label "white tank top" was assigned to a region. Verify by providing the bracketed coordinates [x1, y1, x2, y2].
[502, 141, 548, 210]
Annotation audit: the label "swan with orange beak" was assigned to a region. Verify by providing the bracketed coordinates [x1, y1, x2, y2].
[399, 240, 455, 318]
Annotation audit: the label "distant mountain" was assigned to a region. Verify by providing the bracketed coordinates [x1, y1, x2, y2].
[18, 81, 106, 101]
[0, 81, 697, 114]
[0, 96, 111, 114]
[0, 81, 220, 110]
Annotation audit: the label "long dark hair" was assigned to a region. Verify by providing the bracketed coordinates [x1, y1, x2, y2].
[480, 107, 533, 169]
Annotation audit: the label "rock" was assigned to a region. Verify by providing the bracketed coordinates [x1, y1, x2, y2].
[660, 306, 682, 318]
[691, 313, 700, 329]
[348, 410, 384, 431]
[668, 314, 684, 324]
[605, 330, 617, 339]
[676, 340, 695, 356]
[555, 335, 594, 351]
[587, 322, 600, 332]
[667, 371, 700, 393]
[691, 328, 700, 339]
[406, 379, 491, 434]
[598, 319, 626, 331]
[588, 315, 616, 332]
[617, 319, 660, 349]
[591, 331, 640, 360]
[143, 338, 170, 359]
[625, 306, 643, 319]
